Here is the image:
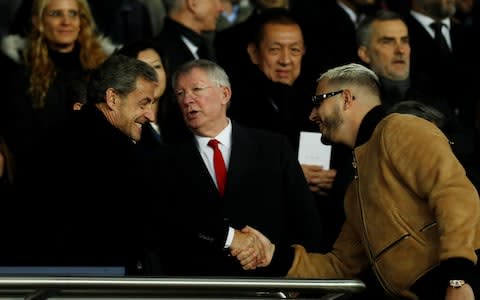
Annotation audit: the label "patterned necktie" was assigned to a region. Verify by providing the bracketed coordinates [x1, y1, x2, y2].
[208, 139, 227, 196]
[430, 21, 450, 57]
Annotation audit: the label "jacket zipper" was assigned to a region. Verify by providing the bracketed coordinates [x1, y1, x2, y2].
[353, 152, 398, 298]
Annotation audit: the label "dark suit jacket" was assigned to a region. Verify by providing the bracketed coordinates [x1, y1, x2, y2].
[153, 17, 214, 75]
[297, 2, 361, 87]
[149, 121, 323, 276]
[214, 12, 258, 80]
[228, 66, 316, 150]
[404, 13, 478, 123]
[3, 103, 157, 273]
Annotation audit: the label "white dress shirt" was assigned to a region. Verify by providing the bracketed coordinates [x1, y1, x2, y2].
[194, 119, 234, 248]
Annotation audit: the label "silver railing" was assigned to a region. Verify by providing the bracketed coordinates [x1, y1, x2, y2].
[0, 277, 366, 300]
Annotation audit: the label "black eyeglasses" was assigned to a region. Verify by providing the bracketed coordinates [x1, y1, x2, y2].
[312, 90, 344, 106]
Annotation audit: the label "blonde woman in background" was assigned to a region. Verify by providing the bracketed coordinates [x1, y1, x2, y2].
[0, 0, 116, 186]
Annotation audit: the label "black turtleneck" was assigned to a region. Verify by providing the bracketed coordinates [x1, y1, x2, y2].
[48, 43, 82, 72]
[354, 105, 387, 147]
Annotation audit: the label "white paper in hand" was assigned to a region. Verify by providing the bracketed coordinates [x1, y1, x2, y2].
[298, 131, 332, 169]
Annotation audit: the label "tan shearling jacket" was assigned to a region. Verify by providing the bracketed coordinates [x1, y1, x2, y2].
[287, 112, 480, 299]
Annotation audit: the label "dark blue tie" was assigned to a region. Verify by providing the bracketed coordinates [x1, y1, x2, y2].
[430, 22, 450, 57]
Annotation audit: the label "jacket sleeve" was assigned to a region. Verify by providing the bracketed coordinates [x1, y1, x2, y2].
[287, 218, 369, 279]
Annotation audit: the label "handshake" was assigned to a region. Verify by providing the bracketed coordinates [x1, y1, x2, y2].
[229, 226, 276, 270]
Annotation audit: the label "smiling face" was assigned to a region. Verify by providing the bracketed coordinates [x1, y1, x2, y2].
[309, 81, 347, 144]
[174, 67, 230, 137]
[111, 77, 157, 142]
[248, 22, 305, 86]
[358, 19, 410, 80]
[36, 0, 81, 53]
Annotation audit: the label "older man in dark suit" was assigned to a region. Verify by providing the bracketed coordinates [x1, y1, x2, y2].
[148, 59, 323, 276]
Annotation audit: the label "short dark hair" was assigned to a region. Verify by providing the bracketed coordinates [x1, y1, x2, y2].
[250, 8, 301, 46]
[116, 40, 161, 62]
[87, 54, 158, 103]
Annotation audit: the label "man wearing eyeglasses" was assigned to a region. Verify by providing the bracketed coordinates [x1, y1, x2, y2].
[148, 59, 323, 276]
[233, 63, 480, 300]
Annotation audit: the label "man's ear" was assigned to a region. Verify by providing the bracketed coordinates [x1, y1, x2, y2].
[221, 86, 232, 105]
[247, 43, 259, 65]
[105, 88, 117, 109]
[342, 89, 355, 110]
[357, 46, 371, 64]
[185, 0, 197, 12]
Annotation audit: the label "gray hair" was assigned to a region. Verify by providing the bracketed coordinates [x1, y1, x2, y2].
[356, 9, 405, 47]
[87, 54, 158, 103]
[171, 59, 231, 89]
[318, 63, 381, 97]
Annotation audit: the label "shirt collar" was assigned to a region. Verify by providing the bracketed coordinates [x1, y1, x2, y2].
[410, 10, 451, 33]
[181, 36, 199, 59]
[194, 119, 232, 149]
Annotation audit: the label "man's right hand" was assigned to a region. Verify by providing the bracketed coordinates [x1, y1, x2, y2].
[229, 227, 266, 268]
[232, 226, 275, 270]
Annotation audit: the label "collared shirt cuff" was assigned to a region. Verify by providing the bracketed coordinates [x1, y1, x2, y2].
[224, 226, 234, 248]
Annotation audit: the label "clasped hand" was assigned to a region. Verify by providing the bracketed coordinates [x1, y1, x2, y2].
[230, 226, 275, 270]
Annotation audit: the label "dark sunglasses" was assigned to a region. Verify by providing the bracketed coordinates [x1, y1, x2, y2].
[312, 90, 344, 106]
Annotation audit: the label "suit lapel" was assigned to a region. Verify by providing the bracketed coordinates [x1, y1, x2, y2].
[179, 138, 220, 200]
[225, 122, 257, 197]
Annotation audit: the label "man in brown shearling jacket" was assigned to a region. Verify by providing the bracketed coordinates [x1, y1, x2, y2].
[233, 63, 480, 300]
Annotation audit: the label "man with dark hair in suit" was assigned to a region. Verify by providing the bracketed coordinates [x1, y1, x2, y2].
[214, 0, 289, 79]
[225, 8, 344, 253]
[10, 54, 161, 274]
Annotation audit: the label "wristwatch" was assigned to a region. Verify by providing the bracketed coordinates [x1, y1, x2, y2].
[449, 280, 466, 288]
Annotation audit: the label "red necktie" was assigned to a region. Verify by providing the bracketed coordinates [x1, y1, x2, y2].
[208, 139, 227, 196]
